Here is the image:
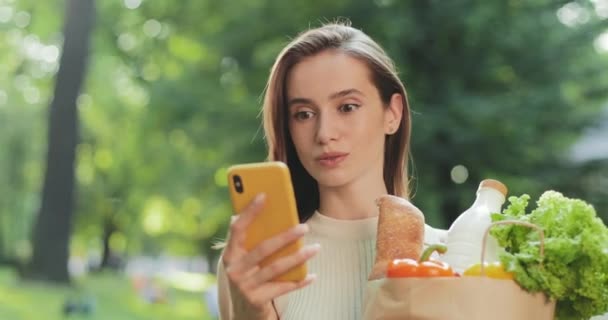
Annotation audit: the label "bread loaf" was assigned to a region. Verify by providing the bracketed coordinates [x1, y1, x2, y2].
[368, 195, 425, 280]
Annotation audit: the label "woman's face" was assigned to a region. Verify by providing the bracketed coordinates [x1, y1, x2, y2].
[286, 50, 402, 189]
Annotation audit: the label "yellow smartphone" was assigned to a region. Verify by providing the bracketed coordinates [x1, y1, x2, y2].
[226, 161, 306, 282]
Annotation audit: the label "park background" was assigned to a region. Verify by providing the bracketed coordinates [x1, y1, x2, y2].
[1, 0, 608, 319]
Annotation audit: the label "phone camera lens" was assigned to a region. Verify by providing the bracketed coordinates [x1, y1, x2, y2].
[233, 175, 244, 193]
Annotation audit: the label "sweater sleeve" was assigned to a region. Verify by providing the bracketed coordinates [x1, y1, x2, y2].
[217, 255, 233, 320]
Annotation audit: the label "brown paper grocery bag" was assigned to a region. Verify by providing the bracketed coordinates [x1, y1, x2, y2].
[363, 221, 556, 320]
[363, 277, 555, 320]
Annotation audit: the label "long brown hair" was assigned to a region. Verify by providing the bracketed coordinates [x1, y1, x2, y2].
[262, 21, 412, 222]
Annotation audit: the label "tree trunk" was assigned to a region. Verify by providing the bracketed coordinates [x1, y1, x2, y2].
[99, 220, 116, 270]
[26, 0, 95, 283]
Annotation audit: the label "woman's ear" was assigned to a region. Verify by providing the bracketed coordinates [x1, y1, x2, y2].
[384, 93, 403, 135]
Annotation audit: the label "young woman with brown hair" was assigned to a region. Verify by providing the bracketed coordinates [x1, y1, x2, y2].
[217, 21, 445, 320]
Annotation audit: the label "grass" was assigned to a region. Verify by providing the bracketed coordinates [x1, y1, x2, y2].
[0, 267, 217, 320]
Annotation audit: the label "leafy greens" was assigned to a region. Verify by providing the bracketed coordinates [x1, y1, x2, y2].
[490, 191, 608, 320]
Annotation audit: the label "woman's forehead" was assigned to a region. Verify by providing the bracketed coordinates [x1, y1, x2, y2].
[286, 51, 376, 99]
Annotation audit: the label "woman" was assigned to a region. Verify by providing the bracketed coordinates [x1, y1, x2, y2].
[217, 21, 445, 320]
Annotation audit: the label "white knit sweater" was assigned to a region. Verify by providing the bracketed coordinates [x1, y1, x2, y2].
[218, 211, 446, 320]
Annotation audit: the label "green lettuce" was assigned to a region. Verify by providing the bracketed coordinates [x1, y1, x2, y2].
[490, 191, 608, 320]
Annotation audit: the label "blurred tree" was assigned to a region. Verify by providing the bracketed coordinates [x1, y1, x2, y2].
[0, 0, 56, 267]
[26, 0, 95, 282]
[77, 0, 608, 264]
[177, 0, 608, 228]
[379, 0, 608, 225]
[1, 0, 606, 279]
[558, 159, 608, 218]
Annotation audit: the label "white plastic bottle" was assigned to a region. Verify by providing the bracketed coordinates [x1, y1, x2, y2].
[442, 179, 508, 273]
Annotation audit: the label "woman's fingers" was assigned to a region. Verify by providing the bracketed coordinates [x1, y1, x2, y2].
[241, 243, 321, 290]
[220, 194, 318, 318]
[223, 193, 266, 264]
[226, 224, 309, 278]
[221, 194, 318, 312]
[248, 274, 317, 306]
[230, 193, 266, 244]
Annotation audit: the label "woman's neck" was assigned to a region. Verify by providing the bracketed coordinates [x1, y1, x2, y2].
[317, 178, 388, 220]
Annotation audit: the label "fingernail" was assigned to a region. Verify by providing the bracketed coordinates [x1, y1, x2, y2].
[304, 243, 321, 254]
[254, 193, 266, 204]
[295, 224, 309, 234]
[306, 273, 317, 282]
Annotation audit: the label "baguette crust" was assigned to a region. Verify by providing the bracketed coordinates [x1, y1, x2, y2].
[368, 195, 425, 280]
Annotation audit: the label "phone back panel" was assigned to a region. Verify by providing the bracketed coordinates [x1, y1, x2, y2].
[227, 161, 306, 282]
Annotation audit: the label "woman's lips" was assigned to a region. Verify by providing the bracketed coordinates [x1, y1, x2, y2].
[317, 152, 349, 167]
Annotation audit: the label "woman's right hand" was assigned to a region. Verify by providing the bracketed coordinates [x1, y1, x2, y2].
[222, 193, 319, 320]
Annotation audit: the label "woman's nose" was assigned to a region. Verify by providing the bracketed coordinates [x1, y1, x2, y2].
[315, 113, 340, 145]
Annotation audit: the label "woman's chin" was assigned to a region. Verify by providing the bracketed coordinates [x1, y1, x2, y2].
[313, 174, 350, 189]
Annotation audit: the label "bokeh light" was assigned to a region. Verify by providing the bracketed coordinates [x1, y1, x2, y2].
[450, 165, 469, 184]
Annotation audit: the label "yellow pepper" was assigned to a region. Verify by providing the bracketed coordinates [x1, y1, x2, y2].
[463, 262, 514, 280]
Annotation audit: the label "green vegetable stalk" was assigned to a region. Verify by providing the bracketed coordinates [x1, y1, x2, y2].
[490, 191, 608, 320]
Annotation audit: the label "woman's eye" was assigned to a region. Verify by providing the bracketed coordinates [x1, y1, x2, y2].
[293, 111, 314, 120]
[339, 103, 360, 113]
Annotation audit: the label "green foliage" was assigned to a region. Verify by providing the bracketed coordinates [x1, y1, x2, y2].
[371, 0, 608, 225]
[0, 0, 607, 274]
[0, 0, 60, 261]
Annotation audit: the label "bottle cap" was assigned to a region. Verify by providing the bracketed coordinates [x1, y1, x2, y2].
[478, 179, 508, 196]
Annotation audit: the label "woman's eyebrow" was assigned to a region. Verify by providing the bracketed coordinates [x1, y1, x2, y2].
[287, 88, 363, 108]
